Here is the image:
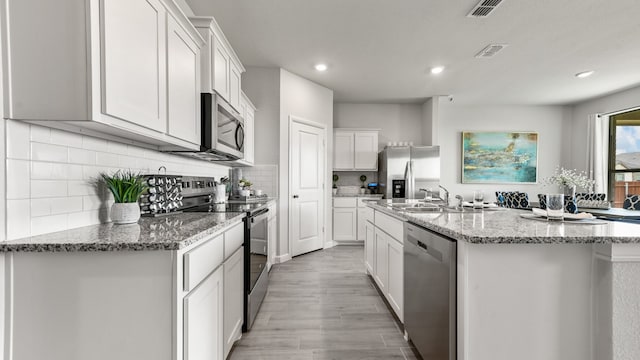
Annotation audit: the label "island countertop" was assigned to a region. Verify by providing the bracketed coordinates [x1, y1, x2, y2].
[0, 212, 246, 252]
[366, 200, 640, 244]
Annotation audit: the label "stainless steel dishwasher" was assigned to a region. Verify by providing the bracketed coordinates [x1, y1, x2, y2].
[404, 223, 456, 360]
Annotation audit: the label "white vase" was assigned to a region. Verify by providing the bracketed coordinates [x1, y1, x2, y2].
[111, 203, 141, 225]
[563, 185, 576, 199]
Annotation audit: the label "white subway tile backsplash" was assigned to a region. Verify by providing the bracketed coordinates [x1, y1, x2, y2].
[82, 136, 108, 152]
[107, 141, 129, 155]
[68, 180, 99, 196]
[30, 198, 52, 217]
[69, 148, 96, 165]
[7, 159, 30, 199]
[7, 199, 31, 240]
[67, 164, 84, 180]
[50, 129, 83, 148]
[96, 152, 120, 167]
[6, 120, 31, 160]
[126, 145, 147, 158]
[31, 162, 67, 180]
[6, 126, 231, 239]
[52, 196, 84, 215]
[83, 195, 108, 211]
[30, 125, 51, 143]
[31, 143, 68, 163]
[31, 180, 68, 198]
[118, 155, 138, 169]
[31, 214, 68, 236]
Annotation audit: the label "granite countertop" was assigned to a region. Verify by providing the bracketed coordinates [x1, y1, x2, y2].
[333, 193, 384, 198]
[367, 200, 640, 244]
[0, 212, 246, 252]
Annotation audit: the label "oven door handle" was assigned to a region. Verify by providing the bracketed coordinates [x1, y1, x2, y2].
[250, 208, 269, 224]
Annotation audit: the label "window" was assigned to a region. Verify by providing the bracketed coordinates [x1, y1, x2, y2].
[609, 109, 640, 208]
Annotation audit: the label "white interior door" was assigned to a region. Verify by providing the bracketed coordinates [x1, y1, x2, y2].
[290, 119, 326, 257]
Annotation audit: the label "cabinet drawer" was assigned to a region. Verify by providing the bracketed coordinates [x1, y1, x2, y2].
[184, 234, 224, 292]
[224, 221, 245, 259]
[333, 197, 357, 208]
[374, 211, 404, 242]
[360, 206, 374, 224]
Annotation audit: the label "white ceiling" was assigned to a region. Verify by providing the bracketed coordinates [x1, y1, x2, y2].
[188, 0, 640, 105]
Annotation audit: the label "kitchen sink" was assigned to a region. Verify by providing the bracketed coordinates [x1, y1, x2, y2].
[389, 201, 465, 214]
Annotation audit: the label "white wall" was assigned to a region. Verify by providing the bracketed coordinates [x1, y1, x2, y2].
[422, 97, 442, 146]
[280, 69, 334, 256]
[334, 103, 423, 149]
[5, 120, 229, 240]
[570, 84, 640, 172]
[241, 67, 281, 165]
[438, 103, 573, 202]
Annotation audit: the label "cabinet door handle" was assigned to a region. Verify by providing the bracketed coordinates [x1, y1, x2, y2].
[293, 195, 299, 199]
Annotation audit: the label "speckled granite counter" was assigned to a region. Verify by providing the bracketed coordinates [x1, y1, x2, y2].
[0, 212, 246, 252]
[367, 200, 640, 244]
[332, 193, 384, 198]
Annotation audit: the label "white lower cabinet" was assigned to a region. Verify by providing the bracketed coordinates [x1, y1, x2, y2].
[364, 220, 375, 274]
[6, 220, 245, 360]
[223, 247, 244, 358]
[333, 207, 357, 241]
[369, 209, 405, 322]
[386, 236, 404, 322]
[333, 197, 380, 242]
[184, 266, 224, 360]
[373, 228, 388, 292]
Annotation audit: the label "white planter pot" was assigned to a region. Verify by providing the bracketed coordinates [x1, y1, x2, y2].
[111, 203, 141, 225]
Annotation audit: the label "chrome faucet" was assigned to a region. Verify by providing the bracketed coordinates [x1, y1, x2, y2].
[438, 185, 450, 206]
[455, 195, 464, 210]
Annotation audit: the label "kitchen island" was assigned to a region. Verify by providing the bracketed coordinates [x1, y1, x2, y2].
[0, 212, 246, 360]
[366, 200, 640, 360]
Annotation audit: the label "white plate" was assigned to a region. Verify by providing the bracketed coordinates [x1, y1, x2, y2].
[520, 213, 606, 224]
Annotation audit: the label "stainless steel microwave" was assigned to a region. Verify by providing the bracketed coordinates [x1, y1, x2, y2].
[201, 93, 244, 160]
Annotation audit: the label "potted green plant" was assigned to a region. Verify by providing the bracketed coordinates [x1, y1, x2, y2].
[100, 170, 148, 224]
[238, 178, 252, 196]
[332, 174, 339, 195]
[359, 175, 367, 194]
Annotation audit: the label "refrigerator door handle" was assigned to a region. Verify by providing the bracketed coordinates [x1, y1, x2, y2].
[404, 160, 414, 199]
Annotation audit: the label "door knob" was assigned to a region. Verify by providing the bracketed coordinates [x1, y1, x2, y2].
[293, 195, 299, 199]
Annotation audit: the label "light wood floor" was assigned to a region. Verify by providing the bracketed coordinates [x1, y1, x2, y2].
[228, 246, 420, 360]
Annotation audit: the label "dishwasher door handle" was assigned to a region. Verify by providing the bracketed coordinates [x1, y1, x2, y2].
[413, 238, 444, 263]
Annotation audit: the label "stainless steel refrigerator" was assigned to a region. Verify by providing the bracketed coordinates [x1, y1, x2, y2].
[378, 146, 440, 199]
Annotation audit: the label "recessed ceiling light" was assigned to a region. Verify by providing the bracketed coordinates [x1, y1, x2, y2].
[575, 70, 594, 78]
[431, 66, 445, 75]
[315, 63, 328, 72]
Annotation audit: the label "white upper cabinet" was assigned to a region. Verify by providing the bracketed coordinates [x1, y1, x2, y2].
[167, 14, 201, 146]
[334, 131, 355, 170]
[354, 131, 378, 170]
[1, 0, 205, 150]
[213, 37, 231, 100]
[333, 129, 379, 171]
[237, 91, 256, 166]
[101, 0, 167, 132]
[191, 16, 245, 112]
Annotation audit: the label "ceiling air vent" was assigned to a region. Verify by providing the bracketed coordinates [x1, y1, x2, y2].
[475, 44, 508, 58]
[467, 0, 504, 18]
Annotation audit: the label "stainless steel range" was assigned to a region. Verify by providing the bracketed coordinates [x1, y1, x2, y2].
[179, 176, 270, 332]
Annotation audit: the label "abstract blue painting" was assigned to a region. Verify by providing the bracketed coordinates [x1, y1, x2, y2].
[462, 132, 538, 183]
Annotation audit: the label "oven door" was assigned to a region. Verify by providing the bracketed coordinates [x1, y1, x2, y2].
[248, 208, 268, 291]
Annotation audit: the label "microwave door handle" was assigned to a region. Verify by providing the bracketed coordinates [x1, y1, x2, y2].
[236, 122, 245, 151]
